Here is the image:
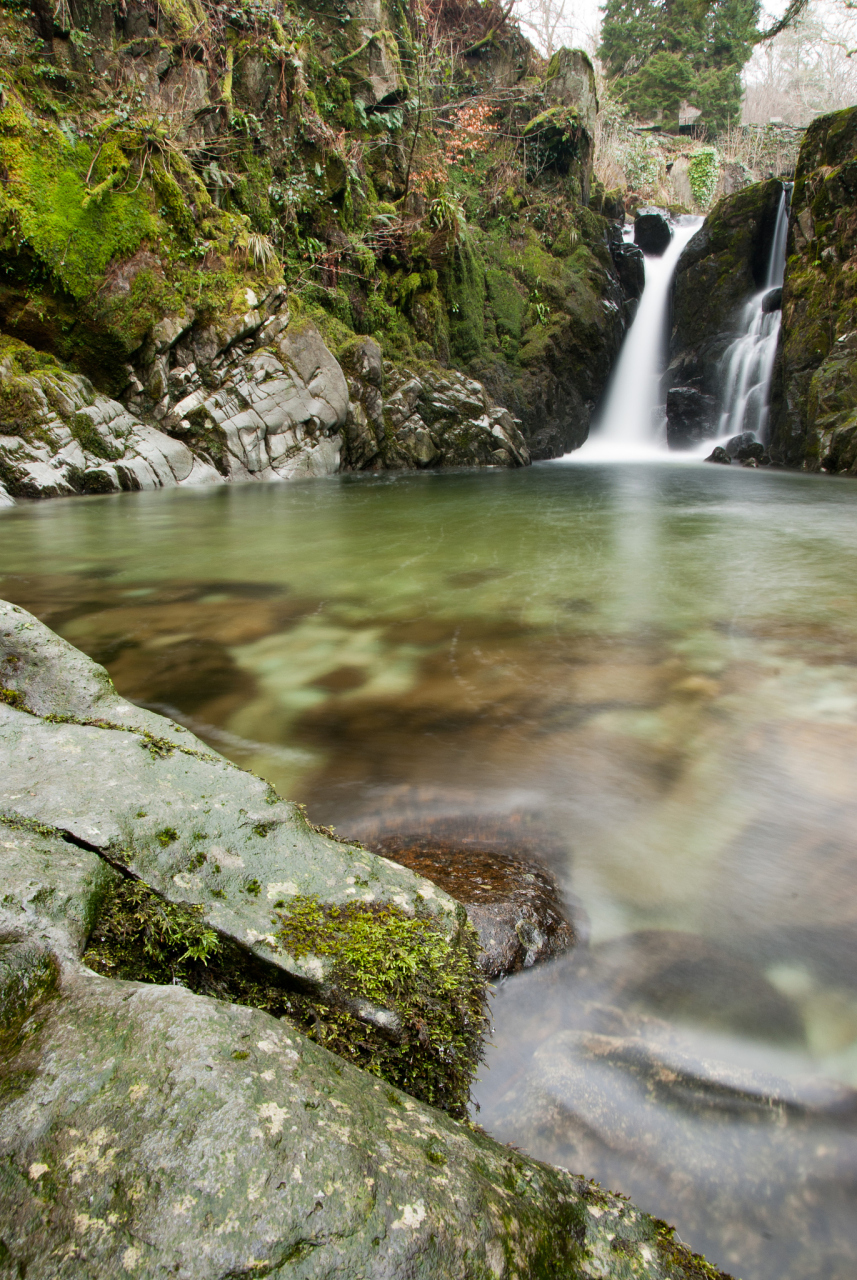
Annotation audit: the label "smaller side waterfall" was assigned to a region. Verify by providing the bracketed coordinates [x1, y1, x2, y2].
[715, 190, 789, 443]
[576, 217, 703, 460]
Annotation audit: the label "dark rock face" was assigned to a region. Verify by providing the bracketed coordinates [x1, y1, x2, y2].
[666, 386, 720, 450]
[762, 286, 783, 313]
[665, 179, 786, 451]
[725, 432, 766, 461]
[705, 446, 732, 463]
[634, 207, 672, 256]
[768, 106, 857, 474]
[611, 241, 646, 302]
[369, 834, 583, 978]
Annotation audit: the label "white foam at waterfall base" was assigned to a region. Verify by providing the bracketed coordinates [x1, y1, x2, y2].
[565, 216, 704, 463]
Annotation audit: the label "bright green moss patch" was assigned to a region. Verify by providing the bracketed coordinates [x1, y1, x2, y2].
[0, 687, 28, 710]
[84, 878, 487, 1118]
[274, 895, 487, 1117]
[0, 100, 159, 301]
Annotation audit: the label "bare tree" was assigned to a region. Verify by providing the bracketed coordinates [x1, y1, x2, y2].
[743, 2, 857, 125]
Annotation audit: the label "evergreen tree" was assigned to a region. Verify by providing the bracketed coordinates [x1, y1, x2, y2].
[598, 0, 807, 131]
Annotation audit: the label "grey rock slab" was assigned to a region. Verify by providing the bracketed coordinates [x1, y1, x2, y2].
[0, 959, 721, 1280]
[0, 821, 119, 963]
[0, 602, 459, 1015]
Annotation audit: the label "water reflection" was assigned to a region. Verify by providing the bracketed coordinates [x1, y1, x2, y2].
[2, 463, 857, 1278]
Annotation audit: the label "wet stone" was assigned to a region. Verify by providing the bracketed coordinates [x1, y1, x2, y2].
[368, 832, 584, 978]
[705, 446, 732, 464]
[634, 208, 673, 256]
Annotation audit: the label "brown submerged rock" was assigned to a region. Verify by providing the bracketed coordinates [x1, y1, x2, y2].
[367, 831, 583, 978]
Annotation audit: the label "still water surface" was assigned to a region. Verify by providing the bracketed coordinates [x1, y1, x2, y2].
[2, 461, 857, 1279]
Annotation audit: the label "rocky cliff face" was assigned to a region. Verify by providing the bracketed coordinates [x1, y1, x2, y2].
[768, 106, 857, 473]
[665, 178, 785, 449]
[0, 0, 629, 502]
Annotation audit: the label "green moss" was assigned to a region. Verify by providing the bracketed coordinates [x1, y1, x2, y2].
[274, 895, 487, 1117]
[69, 413, 122, 461]
[83, 880, 487, 1118]
[0, 687, 28, 710]
[688, 147, 720, 210]
[0, 98, 159, 301]
[0, 373, 43, 435]
[83, 878, 220, 986]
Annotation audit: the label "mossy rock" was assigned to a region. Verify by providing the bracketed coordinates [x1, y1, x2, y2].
[769, 106, 857, 469]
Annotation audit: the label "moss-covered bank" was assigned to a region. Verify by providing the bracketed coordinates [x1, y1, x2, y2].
[768, 106, 857, 473]
[0, 0, 628, 465]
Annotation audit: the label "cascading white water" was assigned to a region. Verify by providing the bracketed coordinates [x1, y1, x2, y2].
[714, 190, 789, 444]
[575, 217, 703, 461]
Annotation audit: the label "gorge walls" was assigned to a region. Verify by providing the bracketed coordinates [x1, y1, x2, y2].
[665, 178, 785, 450]
[768, 105, 857, 474]
[0, 0, 635, 502]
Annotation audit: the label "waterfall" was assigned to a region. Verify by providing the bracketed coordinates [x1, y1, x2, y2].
[713, 190, 789, 444]
[575, 217, 704, 460]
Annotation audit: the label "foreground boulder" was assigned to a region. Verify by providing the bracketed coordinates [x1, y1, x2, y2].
[0, 602, 730, 1278]
[768, 106, 857, 474]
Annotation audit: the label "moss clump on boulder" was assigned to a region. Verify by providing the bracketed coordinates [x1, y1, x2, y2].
[274, 895, 487, 1117]
[84, 878, 487, 1119]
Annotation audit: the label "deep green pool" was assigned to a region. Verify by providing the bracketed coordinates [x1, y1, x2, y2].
[3, 459, 857, 1279]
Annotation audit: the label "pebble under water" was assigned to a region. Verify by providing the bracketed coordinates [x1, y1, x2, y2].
[2, 460, 857, 1280]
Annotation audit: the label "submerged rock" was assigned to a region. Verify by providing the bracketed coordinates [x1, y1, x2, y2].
[369, 833, 582, 978]
[634, 208, 672, 256]
[478, 933, 857, 1280]
[0, 603, 730, 1278]
[705, 447, 731, 463]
